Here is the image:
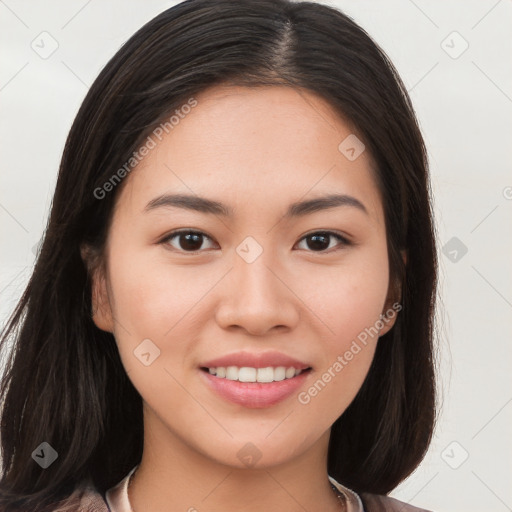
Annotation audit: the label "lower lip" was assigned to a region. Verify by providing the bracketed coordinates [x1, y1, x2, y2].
[199, 369, 311, 408]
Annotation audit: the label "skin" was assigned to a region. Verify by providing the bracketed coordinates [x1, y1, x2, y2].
[87, 84, 402, 512]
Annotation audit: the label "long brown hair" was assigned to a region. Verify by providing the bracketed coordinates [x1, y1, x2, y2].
[0, 1, 438, 510]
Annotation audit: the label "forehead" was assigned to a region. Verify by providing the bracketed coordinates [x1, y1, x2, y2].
[116, 84, 384, 225]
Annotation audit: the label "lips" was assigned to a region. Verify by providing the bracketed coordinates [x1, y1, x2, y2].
[198, 350, 313, 408]
[200, 369, 311, 408]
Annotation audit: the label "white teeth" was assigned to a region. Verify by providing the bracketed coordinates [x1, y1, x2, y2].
[226, 366, 238, 380]
[274, 367, 286, 381]
[285, 367, 296, 379]
[257, 367, 274, 383]
[206, 366, 305, 383]
[239, 367, 257, 382]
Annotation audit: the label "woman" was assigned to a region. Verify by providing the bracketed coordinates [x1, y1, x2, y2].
[0, 0, 438, 510]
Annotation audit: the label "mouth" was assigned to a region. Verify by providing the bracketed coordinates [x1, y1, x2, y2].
[199, 366, 313, 408]
[200, 365, 312, 383]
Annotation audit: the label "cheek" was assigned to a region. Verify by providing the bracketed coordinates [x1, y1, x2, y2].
[299, 251, 388, 407]
[105, 244, 227, 381]
[107, 247, 206, 336]
[305, 254, 389, 344]
[105, 247, 203, 404]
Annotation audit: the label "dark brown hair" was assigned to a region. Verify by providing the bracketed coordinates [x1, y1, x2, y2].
[0, 0, 438, 510]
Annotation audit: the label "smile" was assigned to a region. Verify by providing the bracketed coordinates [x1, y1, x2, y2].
[199, 367, 312, 408]
[202, 366, 309, 383]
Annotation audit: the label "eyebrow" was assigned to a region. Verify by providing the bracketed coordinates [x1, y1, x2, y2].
[144, 193, 368, 218]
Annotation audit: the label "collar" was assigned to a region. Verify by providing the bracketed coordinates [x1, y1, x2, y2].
[105, 465, 363, 512]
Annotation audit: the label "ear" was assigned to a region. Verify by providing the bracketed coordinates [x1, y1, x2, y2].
[379, 249, 407, 337]
[80, 244, 114, 333]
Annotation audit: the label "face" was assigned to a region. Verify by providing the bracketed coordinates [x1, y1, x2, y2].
[89, 85, 400, 469]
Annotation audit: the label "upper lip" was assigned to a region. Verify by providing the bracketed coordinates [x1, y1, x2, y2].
[200, 351, 311, 370]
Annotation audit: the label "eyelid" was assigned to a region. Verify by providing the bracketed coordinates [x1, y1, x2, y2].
[159, 229, 218, 252]
[159, 229, 352, 254]
[296, 230, 352, 253]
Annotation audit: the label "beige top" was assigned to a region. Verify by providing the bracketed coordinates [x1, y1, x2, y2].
[104, 465, 364, 511]
[70, 465, 432, 511]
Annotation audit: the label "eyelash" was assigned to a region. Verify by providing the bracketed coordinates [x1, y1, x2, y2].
[159, 229, 352, 255]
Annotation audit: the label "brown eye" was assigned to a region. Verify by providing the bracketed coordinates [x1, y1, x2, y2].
[162, 230, 216, 252]
[160, 229, 350, 254]
[296, 231, 350, 253]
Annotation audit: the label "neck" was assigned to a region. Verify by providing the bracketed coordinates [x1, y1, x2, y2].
[128, 407, 344, 512]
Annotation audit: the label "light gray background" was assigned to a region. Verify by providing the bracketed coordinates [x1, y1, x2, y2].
[1, 1, 511, 511]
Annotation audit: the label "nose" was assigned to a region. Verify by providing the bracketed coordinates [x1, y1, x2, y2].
[215, 253, 300, 336]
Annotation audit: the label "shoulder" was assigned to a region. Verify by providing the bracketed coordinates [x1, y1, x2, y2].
[48, 485, 109, 512]
[360, 492, 433, 512]
[329, 476, 433, 512]
[77, 486, 109, 512]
